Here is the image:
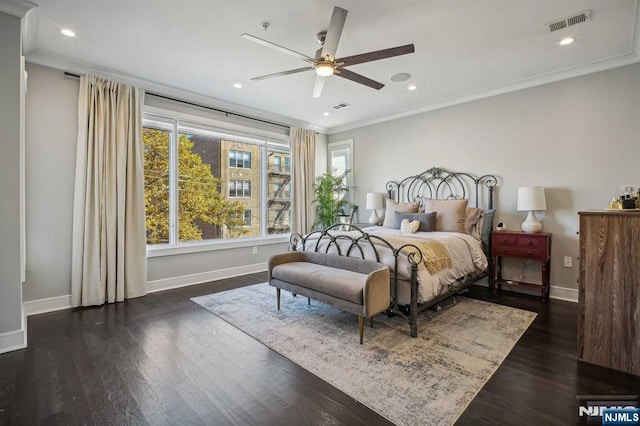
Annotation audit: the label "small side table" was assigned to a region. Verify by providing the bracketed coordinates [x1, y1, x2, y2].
[490, 231, 552, 301]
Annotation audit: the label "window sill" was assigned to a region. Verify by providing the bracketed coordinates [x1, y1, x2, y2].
[147, 235, 290, 258]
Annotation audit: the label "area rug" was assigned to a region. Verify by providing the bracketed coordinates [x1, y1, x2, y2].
[192, 283, 536, 426]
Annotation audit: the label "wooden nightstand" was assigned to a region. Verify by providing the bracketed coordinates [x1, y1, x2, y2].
[490, 231, 552, 301]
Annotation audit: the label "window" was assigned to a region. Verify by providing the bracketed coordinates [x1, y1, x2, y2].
[229, 150, 251, 168]
[229, 180, 251, 198]
[267, 145, 291, 234]
[328, 139, 353, 205]
[143, 112, 290, 246]
[284, 156, 290, 172]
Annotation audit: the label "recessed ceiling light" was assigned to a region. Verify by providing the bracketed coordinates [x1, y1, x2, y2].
[61, 29, 76, 37]
[407, 84, 417, 91]
[233, 83, 242, 89]
[323, 112, 330, 116]
[560, 37, 574, 46]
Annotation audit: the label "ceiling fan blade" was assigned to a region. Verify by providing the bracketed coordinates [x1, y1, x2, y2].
[337, 44, 415, 67]
[335, 68, 384, 90]
[321, 6, 348, 61]
[241, 33, 315, 63]
[251, 67, 314, 81]
[312, 76, 326, 98]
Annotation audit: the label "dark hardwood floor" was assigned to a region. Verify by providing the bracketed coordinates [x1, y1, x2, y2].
[1, 274, 638, 425]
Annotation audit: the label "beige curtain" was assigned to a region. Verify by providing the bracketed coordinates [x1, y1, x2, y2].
[71, 75, 147, 307]
[291, 127, 316, 234]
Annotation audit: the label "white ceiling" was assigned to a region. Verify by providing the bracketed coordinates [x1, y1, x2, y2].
[19, 0, 640, 133]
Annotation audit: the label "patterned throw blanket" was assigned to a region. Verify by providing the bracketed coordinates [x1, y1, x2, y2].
[376, 234, 453, 274]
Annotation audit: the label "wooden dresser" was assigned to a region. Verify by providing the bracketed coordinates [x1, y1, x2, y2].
[578, 210, 640, 376]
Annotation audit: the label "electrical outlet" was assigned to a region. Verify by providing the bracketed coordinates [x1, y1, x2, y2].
[252, 246, 258, 255]
[564, 256, 572, 268]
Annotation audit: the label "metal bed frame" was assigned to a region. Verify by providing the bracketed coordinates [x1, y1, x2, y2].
[290, 167, 498, 337]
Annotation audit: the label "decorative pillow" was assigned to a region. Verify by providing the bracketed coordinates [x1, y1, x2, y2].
[421, 199, 468, 233]
[393, 212, 437, 232]
[382, 199, 419, 228]
[465, 208, 484, 240]
[481, 210, 496, 249]
[400, 219, 420, 234]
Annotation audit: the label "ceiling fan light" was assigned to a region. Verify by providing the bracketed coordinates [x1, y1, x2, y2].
[315, 62, 335, 77]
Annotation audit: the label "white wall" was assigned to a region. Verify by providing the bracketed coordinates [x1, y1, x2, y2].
[0, 12, 24, 341]
[330, 62, 640, 291]
[23, 63, 289, 302]
[24, 63, 78, 301]
[315, 132, 328, 176]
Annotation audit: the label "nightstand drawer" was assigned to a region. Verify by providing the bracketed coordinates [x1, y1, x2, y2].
[517, 236, 543, 248]
[496, 247, 545, 259]
[493, 234, 517, 247]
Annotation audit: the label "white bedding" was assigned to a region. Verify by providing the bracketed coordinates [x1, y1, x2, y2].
[298, 226, 487, 305]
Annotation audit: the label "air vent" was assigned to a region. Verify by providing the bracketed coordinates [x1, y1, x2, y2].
[545, 10, 591, 32]
[331, 102, 351, 110]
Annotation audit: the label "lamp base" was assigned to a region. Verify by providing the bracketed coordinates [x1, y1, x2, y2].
[521, 210, 542, 233]
[369, 210, 380, 225]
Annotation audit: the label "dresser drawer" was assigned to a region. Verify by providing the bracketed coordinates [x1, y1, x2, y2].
[493, 234, 517, 247]
[517, 236, 543, 248]
[496, 246, 545, 259]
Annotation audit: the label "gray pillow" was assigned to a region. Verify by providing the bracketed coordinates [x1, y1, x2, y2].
[481, 209, 496, 249]
[393, 212, 437, 232]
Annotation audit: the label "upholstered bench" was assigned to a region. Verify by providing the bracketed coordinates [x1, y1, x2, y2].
[268, 251, 390, 344]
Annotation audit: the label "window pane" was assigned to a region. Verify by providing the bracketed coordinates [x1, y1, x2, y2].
[143, 127, 171, 244]
[221, 141, 260, 237]
[267, 147, 291, 234]
[177, 133, 255, 241]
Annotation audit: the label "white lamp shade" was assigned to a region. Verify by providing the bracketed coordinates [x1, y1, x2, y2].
[517, 186, 547, 211]
[366, 192, 383, 210]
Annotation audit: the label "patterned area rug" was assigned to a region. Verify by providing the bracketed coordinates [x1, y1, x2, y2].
[192, 283, 536, 426]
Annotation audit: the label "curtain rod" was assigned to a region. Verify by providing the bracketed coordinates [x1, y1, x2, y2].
[63, 71, 290, 130]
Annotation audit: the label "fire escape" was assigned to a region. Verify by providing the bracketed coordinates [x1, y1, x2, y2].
[267, 163, 291, 234]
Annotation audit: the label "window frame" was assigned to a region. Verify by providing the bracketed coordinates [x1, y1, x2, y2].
[230, 149, 251, 168]
[144, 106, 291, 257]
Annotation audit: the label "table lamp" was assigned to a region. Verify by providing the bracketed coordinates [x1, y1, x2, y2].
[517, 186, 547, 233]
[365, 192, 383, 225]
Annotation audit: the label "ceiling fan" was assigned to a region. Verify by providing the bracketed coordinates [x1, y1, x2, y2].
[241, 6, 415, 98]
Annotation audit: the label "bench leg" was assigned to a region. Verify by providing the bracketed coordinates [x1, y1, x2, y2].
[359, 315, 364, 345]
[276, 288, 281, 311]
[308, 297, 311, 306]
[369, 316, 374, 328]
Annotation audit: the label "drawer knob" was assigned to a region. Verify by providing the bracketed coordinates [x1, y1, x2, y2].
[502, 240, 509, 245]
[527, 241, 533, 246]
[527, 252, 533, 257]
[503, 249, 508, 254]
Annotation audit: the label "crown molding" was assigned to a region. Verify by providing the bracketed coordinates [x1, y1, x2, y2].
[0, 0, 36, 18]
[328, 51, 640, 135]
[26, 51, 329, 134]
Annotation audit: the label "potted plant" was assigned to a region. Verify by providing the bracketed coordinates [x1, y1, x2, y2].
[313, 170, 351, 230]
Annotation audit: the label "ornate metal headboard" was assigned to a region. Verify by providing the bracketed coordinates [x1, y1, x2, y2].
[386, 167, 498, 209]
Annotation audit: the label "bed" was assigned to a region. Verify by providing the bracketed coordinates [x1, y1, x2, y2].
[290, 167, 498, 337]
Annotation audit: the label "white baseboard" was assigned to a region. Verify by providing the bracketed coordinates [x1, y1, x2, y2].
[473, 281, 578, 303]
[0, 308, 27, 354]
[22, 263, 269, 317]
[24, 294, 72, 316]
[146, 262, 267, 293]
[549, 286, 579, 303]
